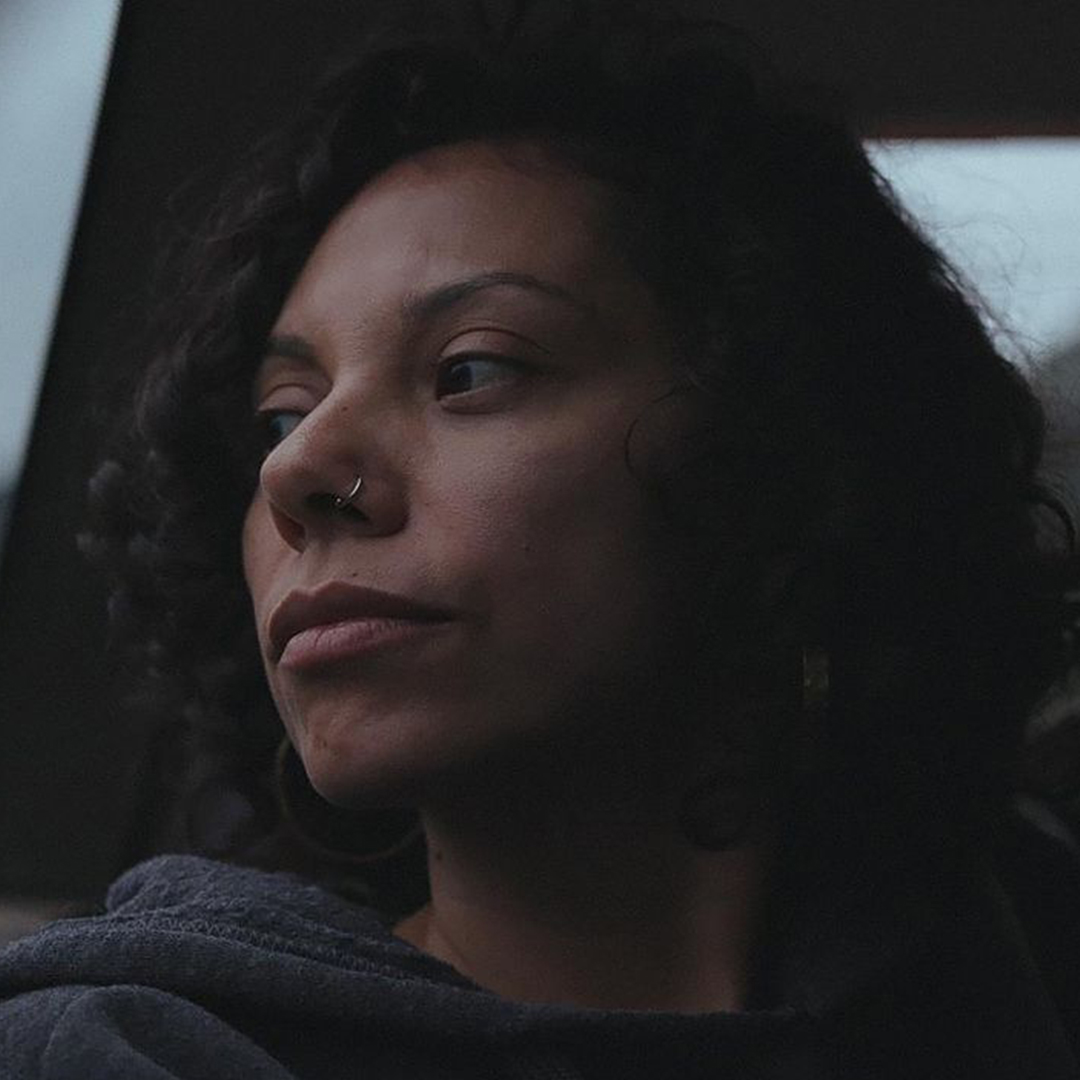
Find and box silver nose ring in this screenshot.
[332,475,363,510]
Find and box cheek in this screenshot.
[434,424,677,655]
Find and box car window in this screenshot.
[0,0,120,560]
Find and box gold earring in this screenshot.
[273,738,423,865]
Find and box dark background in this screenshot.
[2,0,1079,901]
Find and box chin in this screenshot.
[279,670,600,813]
[298,740,436,811]
[290,705,488,812]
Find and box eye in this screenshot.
[254,410,303,454]
[434,353,527,400]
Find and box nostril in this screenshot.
[307,492,337,513]
[306,492,370,522]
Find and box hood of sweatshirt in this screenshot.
[0,849,1074,1080]
[0,855,818,1079]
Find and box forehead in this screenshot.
[274,140,648,332]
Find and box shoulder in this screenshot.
[0,854,397,991]
[0,983,296,1079]
[2,853,385,967]
[101,852,375,931]
[0,854,409,1078]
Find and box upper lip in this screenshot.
[267,582,456,661]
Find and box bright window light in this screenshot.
[869,139,1080,368]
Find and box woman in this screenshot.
[1,4,1077,1077]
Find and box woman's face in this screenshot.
[242,140,707,810]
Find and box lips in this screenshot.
[267,582,456,664]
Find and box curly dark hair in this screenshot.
[82,1,1076,902]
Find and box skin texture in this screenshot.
[242,141,769,1011]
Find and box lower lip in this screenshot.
[278,617,451,672]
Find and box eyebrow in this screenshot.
[260,271,593,365]
[401,271,595,323]
[261,333,316,364]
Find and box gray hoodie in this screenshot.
[0,848,1075,1079]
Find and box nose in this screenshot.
[256,395,409,552]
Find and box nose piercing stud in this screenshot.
[332,475,364,510]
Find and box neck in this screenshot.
[395,771,773,1013]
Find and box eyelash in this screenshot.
[433,351,528,400]
[253,410,303,456]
